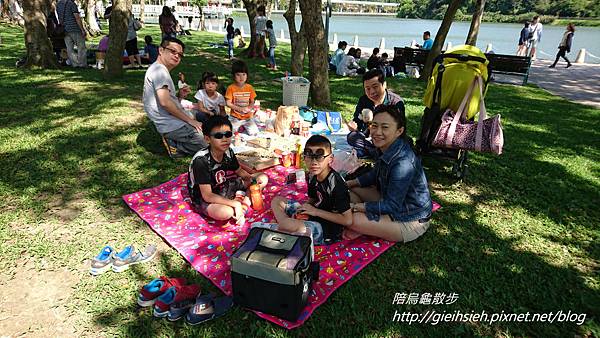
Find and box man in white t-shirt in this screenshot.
[528,15,543,60]
[142,37,206,157]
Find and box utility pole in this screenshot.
[325,0,331,44]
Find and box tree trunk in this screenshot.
[465,0,485,46]
[139,0,145,21]
[84,0,101,36]
[197,7,204,31]
[22,0,57,68]
[1,0,10,19]
[298,0,330,107]
[7,0,25,25]
[241,0,269,57]
[283,0,306,75]
[422,0,462,81]
[104,0,129,78]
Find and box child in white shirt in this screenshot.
[194,71,226,123]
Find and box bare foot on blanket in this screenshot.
[342,229,362,241]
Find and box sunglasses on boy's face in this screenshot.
[303,150,331,162]
[210,131,233,139]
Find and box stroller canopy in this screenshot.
[423,44,489,120]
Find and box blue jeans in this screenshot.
[284,200,324,245]
[227,38,234,58]
[347,131,378,159]
[268,47,276,67]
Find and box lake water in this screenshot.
[220,14,600,64]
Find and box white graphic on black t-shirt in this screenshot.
[215,170,226,185]
[316,191,323,207]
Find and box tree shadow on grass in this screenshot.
[1,24,598,337]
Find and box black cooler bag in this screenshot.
[231,227,318,321]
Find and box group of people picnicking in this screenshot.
[142,37,433,245]
[329,31,433,77]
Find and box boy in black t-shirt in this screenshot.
[187,116,268,224]
[270,135,352,244]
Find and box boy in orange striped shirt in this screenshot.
[225,60,259,135]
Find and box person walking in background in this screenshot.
[549,23,575,68]
[225,17,235,59]
[126,13,143,68]
[416,31,433,50]
[265,20,277,70]
[516,21,530,56]
[57,0,87,68]
[253,5,268,59]
[528,16,543,60]
[159,6,177,39]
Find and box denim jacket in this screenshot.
[357,137,432,222]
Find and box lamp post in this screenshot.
[325,0,332,46]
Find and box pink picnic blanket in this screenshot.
[123,166,440,329]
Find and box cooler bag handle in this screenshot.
[257,229,299,254]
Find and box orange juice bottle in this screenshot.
[249,179,264,211]
[295,143,302,168]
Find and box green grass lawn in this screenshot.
[0,23,599,337]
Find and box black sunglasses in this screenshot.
[210,131,233,139]
[302,153,331,162]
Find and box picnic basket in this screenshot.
[282,76,310,106]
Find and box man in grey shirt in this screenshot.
[143,37,206,156]
[57,0,87,67]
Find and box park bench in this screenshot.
[391,47,532,85]
[391,47,430,73]
[484,53,532,85]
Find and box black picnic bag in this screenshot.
[231,227,319,321]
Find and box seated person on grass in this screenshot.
[142,35,159,64]
[187,115,268,224]
[268,135,352,245]
[194,71,226,123]
[142,37,206,156]
[347,68,404,159]
[225,60,259,136]
[344,105,432,243]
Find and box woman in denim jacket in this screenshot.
[344,104,432,242]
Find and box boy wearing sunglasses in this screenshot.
[269,135,352,245]
[187,116,268,224]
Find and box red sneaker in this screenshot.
[153,284,202,317]
[137,276,187,307]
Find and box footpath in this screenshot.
[528,59,600,109]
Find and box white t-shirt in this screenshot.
[142,63,187,134]
[194,89,225,115]
[531,22,543,42]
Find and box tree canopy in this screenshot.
[395,0,600,19]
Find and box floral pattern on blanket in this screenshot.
[123,165,439,329]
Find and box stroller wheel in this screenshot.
[452,151,469,179]
[452,162,468,179]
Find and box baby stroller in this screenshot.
[416,45,490,178]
